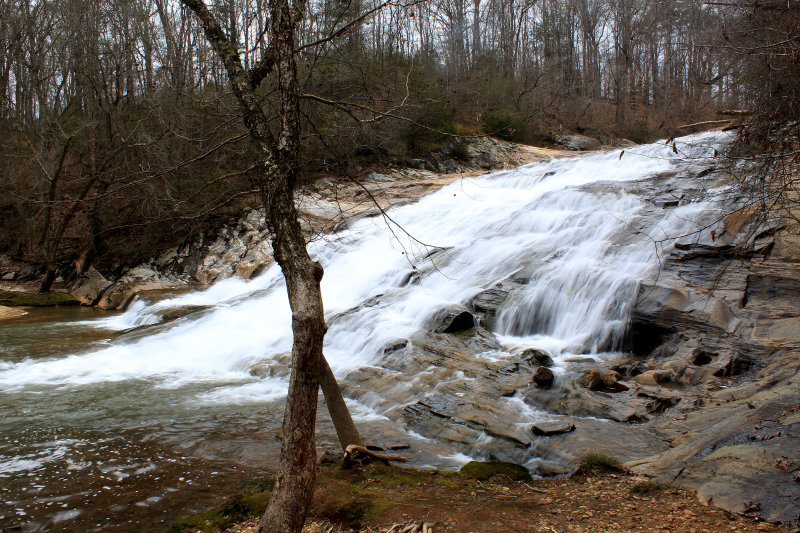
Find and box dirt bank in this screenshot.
[166,463,789,533]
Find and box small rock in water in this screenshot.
[520,348,554,367]
[534,366,554,388]
[580,368,625,391]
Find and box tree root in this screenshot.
[342,444,408,468]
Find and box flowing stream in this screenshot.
[0,132,731,531]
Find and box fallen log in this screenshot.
[676,119,736,130]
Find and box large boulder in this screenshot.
[427,304,477,333]
[70,267,112,306]
[554,134,602,151]
[97,266,175,310]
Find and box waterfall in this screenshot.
[0,132,732,528]
[0,131,727,393]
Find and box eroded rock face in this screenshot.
[97,266,175,310]
[155,209,274,286]
[621,204,800,523]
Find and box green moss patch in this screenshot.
[0,291,78,307]
[163,481,270,533]
[458,460,532,482]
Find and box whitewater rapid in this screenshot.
[0,131,728,398]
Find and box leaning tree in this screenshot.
[179,0,364,531]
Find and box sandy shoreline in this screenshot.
[0,305,26,320]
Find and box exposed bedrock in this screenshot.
[624,204,800,523]
[336,200,800,524]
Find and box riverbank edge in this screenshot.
[164,461,787,533]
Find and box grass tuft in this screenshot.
[574,453,623,475]
[630,480,666,494]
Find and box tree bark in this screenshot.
[319,355,363,449]
[180,1,355,531]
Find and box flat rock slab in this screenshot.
[531,422,576,436]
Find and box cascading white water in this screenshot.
[0,131,727,392]
[0,131,733,529]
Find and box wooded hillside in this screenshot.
[1,0,797,278]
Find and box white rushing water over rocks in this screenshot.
[0,131,727,389]
[0,131,733,530]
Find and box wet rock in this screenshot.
[1,272,15,281]
[533,367,554,388]
[520,348,554,367]
[531,421,576,437]
[158,305,212,323]
[382,340,408,354]
[70,267,113,306]
[563,356,597,364]
[428,305,477,333]
[580,369,625,391]
[97,267,175,310]
[467,287,509,326]
[402,392,532,447]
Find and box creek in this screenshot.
[0,131,731,532]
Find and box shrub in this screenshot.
[404,101,457,154]
[483,112,524,142]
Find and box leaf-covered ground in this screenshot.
[167,462,787,533]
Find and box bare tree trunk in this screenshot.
[179,1,358,531]
[320,355,363,449]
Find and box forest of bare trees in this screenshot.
[0,0,797,286]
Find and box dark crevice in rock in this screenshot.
[692,348,714,366]
[628,320,672,356]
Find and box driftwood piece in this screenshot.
[676,119,736,130]
[342,444,408,468]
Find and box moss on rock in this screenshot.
[458,460,532,482]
